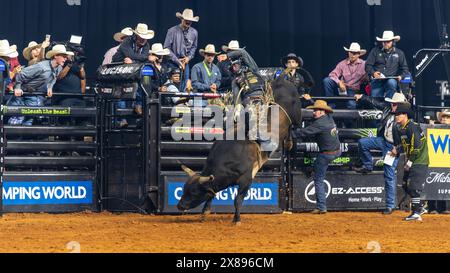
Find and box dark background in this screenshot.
[1,0,450,106]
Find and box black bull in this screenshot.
[177,78,302,224]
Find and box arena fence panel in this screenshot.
[1,90,99,213]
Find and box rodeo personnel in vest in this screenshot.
[392,103,429,221]
[297,100,341,214]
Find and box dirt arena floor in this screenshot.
[1,211,450,253]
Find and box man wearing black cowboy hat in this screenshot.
[279,53,315,96]
[392,103,429,221]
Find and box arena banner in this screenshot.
[2,172,97,213]
[422,168,450,200]
[291,171,386,211]
[2,181,93,206]
[427,128,450,168]
[160,173,283,214]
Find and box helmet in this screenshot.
[230,58,242,75]
[168,68,181,76]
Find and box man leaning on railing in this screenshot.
[8,44,73,126]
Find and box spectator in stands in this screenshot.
[297,100,341,214]
[103,27,133,127]
[191,44,221,93]
[365,31,409,99]
[0,40,21,97]
[218,40,242,92]
[437,109,450,125]
[102,27,133,65]
[323,43,367,110]
[112,23,154,64]
[112,23,155,115]
[161,67,183,105]
[23,38,51,66]
[164,8,199,92]
[354,92,409,215]
[279,53,314,96]
[148,43,176,92]
[8,44,72,126]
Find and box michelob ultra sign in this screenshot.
[428,129,450,168]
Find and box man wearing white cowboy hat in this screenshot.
[148,43,176,92]
[354,92,410,215]
[112,23,155,115]
[0,39,19,60]
[297,100,342,214]
[0,39,21,93]
[217,40,243,92]
[7,44,73,126]
[437,109,450,125]
[365,30,410,99]
[112,23,154,64]
[191,44,222,93]
[164,8,199,92]
[324,42,368,112]
[102,27,133,65]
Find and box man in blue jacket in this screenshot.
[191,44,221,93]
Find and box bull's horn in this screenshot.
[199,175,215,184]
[181,165,196,177]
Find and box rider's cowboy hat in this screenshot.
[307,100,334,113]
[45,44,74,59]
[0,40,19,58]
[281,53,304,67]
[376,31,401,42]
[132,23,155,40]
[343,42,367,56]
[176,9,199,22]
[113,27,133,42]
[199,44,220,57]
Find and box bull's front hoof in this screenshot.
[233,221,242,226]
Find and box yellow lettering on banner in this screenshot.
[175,107,191,114]
[19,108,71,116]
[427,129,450,168]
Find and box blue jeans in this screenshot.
[358,137,399,209]
[323,77,357,109]
[314,151,342,211]
[370,79,398,99]
[180,64,190,92]
[7,95,45,125]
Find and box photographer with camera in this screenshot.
[52,39,88,130]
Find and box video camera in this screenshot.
[50,35,86,64]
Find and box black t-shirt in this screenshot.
[53,63,82,94]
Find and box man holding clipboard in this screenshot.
[365,31,410,99]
